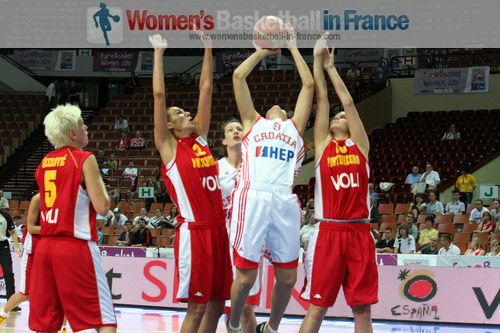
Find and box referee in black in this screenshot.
[0,208,21,304]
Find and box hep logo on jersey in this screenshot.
[256,146,295,162]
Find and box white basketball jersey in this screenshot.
[218,157,239,209]
[239,117,304,187]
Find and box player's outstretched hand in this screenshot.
[149,34,168,52]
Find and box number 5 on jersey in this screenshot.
[43,170,59,224]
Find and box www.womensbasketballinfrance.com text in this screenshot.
[188,32,341,41]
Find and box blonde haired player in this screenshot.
[299,34,378,333]
[150,32,232,333]
[28,104,116,333]
[0,194,68,332]
[229,23,314,333]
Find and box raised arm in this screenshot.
[233,49,270,134]
[27,193,41,235]
[286,25,314,135]
[149,34,175,163]
[325,52,370,158]
[193,31,213,138]
[312,33,333,157]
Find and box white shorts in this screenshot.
[230,183,301,269]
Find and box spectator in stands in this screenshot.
[300,209,318,251]
[164,205,178,228]
[397,213,418,240]
[96,149,107,167]
[417,236,439,255]
[130,218,152,247]
[0,190,9,210]
[97,226,104,245]
[464,237,485,256]
[124,72,138,94]
[405,166,422,185]
[115,220,133,246]
[148,208,167,229]
[114,115,130,133]
[370,196,380,223]
[441,124,460,141]
[420,163,440,190]
[109,207,128,227]
[346,62,361,102]
[58,79,71,104]
[438,234,461,255]
[68,80,80,106]
[455,166,477,204]
[107,154,118,172]
[445,189,466,215]
[130,131,146,149]
[136,175,153,189]
[122,161,138,184]
[469,199,490,224]
[486,240,500,256]
[394,225,416,254]
[46,79,58,108]
[116,132,131,150]
[425,190,444,216]
[418,216,438,248]
[368,183,379,204]
[133,208,150,226]
[409,193,427,217]
[376,227,395,253]
[372,58,391,90]
[490,199,500,222]
[476,211,496,234]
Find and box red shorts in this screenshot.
[301,222,378,307]
[19,251,33,296]
[29,238,117,332]
[174,221,232,304]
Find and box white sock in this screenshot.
[0,309,8,318]
[228,322,241,332]
[266,321,278,333]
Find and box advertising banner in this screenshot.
[414,66,490,94]
[2,256,498,324]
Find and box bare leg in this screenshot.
[241,304,256,333]
[199,300,225,333]
[299,304,328,333]
[181,301,207,333]
[3,293,28,313]
[267,267,297,330]
[229,268,258,329]
[352,304,372,333]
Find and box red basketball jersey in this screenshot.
[161,134,225,225]
[315,139,370,221]
[35,146,98,242]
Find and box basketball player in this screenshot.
[206,120,260,333]
[228,24,314,333]
[0,194,69,332]
[28,104,117,333]
[0,194,39,325]
[299,34,378,333]
[150,33,232,333]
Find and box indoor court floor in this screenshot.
[1,302,498,333]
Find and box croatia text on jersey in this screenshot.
[256,145,295,162]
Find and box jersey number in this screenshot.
[44,170,57,208]
[192,144,207,157]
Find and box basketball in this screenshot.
[252,16,286,50]
[112,15,120,22]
